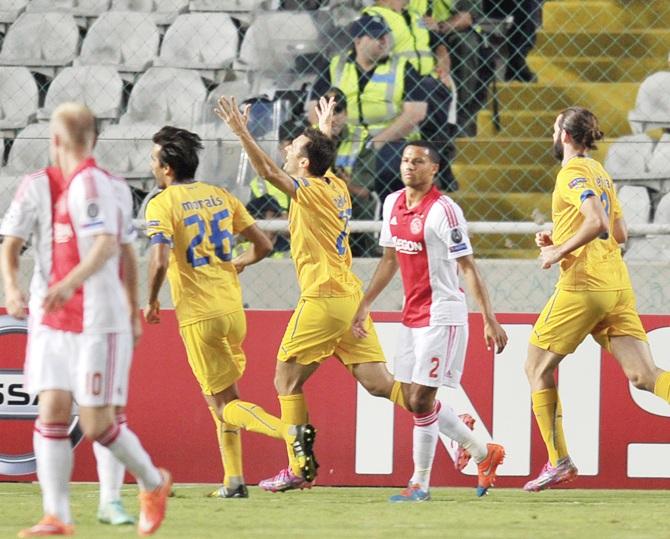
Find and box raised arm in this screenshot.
[215,96,297,199]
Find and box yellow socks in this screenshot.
[531,388,569,467]
[653,371,670,402]
[208,408,243,487]
[390,381,408,410]
[279,394,308,477]
[222,399,286,440]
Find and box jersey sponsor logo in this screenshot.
[449,243,468,253]
[568,177,587,189]
[451,227,463,243]
[333,194,347,209]
[393,236,423,254]
[180,196,224,212]
[53,222,74,243]
[410,216,423,235]
[147,220,160,227]
[86,202,99,218]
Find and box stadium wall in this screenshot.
[2,310,670,489]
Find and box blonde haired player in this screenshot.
[524,106,670,491]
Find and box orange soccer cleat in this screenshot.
[476,443,506,497]
[18,515,74,537]
[138,468,172,537]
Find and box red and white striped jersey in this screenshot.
[40,158,135,333]
[379,186,473,327]
[0,167,62,315]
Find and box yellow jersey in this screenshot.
[552,157,632,291]
[145,181,255,326]
[289,173,362,297]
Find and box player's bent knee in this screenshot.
[408,393,433,414]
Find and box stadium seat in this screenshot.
[201,78,252,124]
[77,11,159,82]
[3,123,50,175]
[195,122,244,187]
[120,67,208,128]
[628,71,670,133]
[617,185,651,225]
[654,191,670,225]
[189,0,265,16]
[0,0,28,32]
[237,12,323,76]
[0,66,38,134]
[111,0,188,27]
[154,13,239,83]
[647,133,670,176]
[0,173,21,220]
[26,0,110,23]
[37,66,123,125]
[604,134,655,179]
[94,123,159,180]
[0,13,79,77]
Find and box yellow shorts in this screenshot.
[530,288,647,355]
[278,295,385,366]
[179,311,247,395]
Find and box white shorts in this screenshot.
[26,323,132,407]
[393,323,468,388]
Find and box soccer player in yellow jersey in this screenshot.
[144,127,318,498]
[215,95,418,491]
[524,107,670,492]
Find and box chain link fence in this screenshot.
[0,0,669,311]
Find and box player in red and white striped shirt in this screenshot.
[353,141,508,501]
[8,103,170,537]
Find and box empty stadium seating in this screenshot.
[604,134,655,179]
[3,122,50,175]
[0,0,28,32]
[76,11,159,81]
[0,66,38,134]
[37,66,123,125]
[628,71,670,133]
[111,0,188,26]
[0,12,79,77]
[120,67,207,128]
[94,122,159,180]
[617,185,651,225]
[154,13,238,82]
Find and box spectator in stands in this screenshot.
[244,194,291,258]
[306,14,428,201]
[414,0,490,136]
[484,0,542,82]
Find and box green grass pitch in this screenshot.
[1,483,667,538]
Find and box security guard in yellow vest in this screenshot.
[307,14,427,200]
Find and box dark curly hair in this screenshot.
[299,127,337,177]
[152,126,204,181]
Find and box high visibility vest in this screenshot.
[334,125,367,174]
[330,53,406,139]
[362,4,434,76]
[249,176,290,212]
[409,0,453,23]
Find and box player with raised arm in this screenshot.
[143,126,316,497]
[1,161,139,527]
[352,141,508,501]
[524,107,670,492]
[10,103,170,537]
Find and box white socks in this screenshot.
[438,402,487,463]
[93,413,128,505]
[34,422,72,524]
[410,402,441,491]
[97,423,162,492]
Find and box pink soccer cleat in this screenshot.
[524,457,578,492]
[258,467,314,493]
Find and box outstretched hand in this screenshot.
[214,96,250,137]
[315,95,336,138]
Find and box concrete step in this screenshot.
[476,109,630,140]
[534,30,670,59]
[452,163,558,192]
[474,247,539,259]
[528,55,668,83]
[489,82,638,114]
[449,192,552,222]
[454,138,556,166]
[540,1,669,33]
